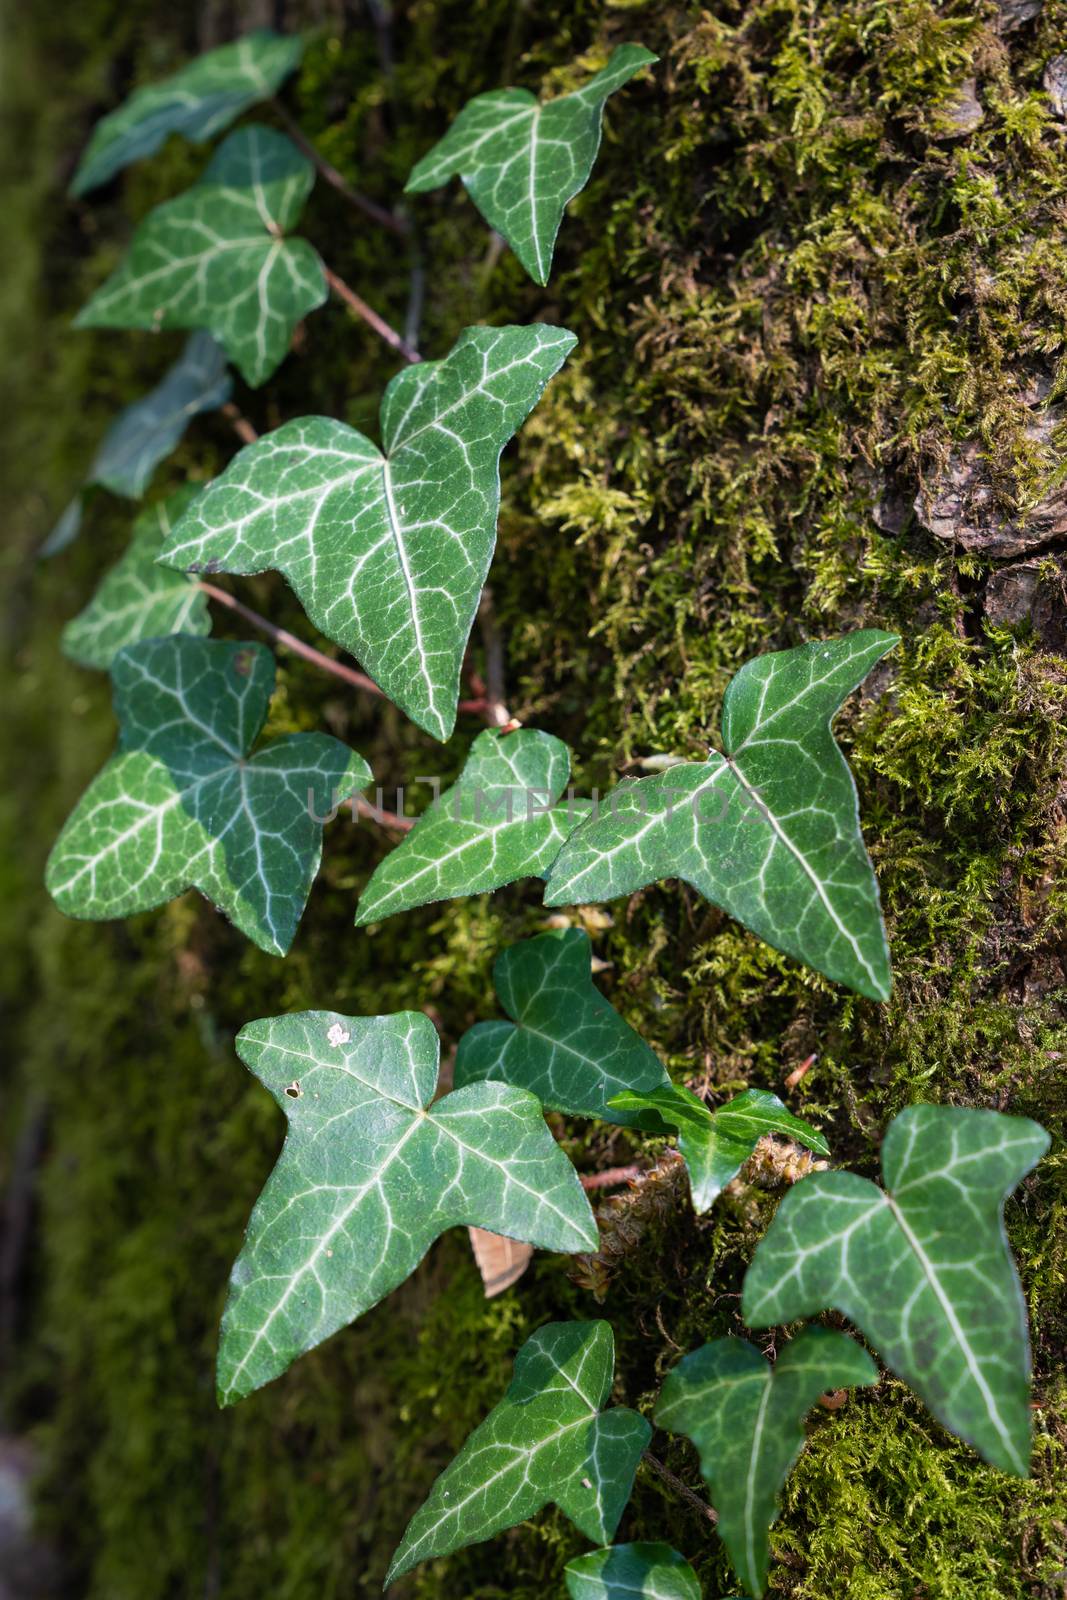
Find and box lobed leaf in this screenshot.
[45,635,368,955]
[546,633,899,999]
[70,29,305,196]
[655,1329,877,1596]
[74,126,326,386]
[217,1015,598,1403]
[608,1086,829,1213]
[406,44,657,284]
[454,927,670,1121]
[565,1543,704,1599]
[160,323,576,737]
[387,1321,649,1582]
[742,1104,1050,1476]
[61,489,211,669]
[355,728,588,924]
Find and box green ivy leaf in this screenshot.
[742,1105,1050,1476]
[45,635,367,955]
[405,44,657,284]
[217,1015,597,1403]
[387,1321,650,1582]
[655,1329,877,1597]
[90,332,232,498]
[454,927,669,1121]
[70,29,305,196]
[160,324,576,738]
[74,126,326,386]
[61,489,211,669]
[546,633,898,1000]
[354,728,587,925]
[608,1086,829,1213]
[565,1544,704,1600]
[41,334,231,557]
[40,497,85,559]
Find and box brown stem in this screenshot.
[198,582,513,736]
[221,402,258,445]
[197,581,384,697]
[355,795,415,833]
[580,1164,642,1191]
[643,1452,718,1524]
[270,98,406,235]
[324,266,421,364]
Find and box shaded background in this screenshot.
[2,0,1066,1595]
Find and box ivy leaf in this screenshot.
[61,489,211,669]
[655,1329,877,1597]
[742,1105,1051,1476]
[217,1015,597,1403]
[405,44,657,284]
[45,635,368,956]
[70,29,305,196]
[546,633,898,1000]
[160,324,576,738]
[387,1320,650,1582]
[40,497,85,559]
[90,332,232,498]
[608,1086,829,1213]
[354,728,587,925]
[565,1544,704,1600]
[454,927,669,1120]
[74,126,326,386]
[41,334,230,558]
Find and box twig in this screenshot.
[197,581,384,696]
[355,794,415,833]
[324,266,421,364]
[199,582,515,733]
[580,1164,642,1191]
[221,402,258,445]
[643,1451,718,1524]
[270,97,406,235]
[784,1052,817,1090]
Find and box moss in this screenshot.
[2,0,1066,1596]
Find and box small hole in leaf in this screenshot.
[284,1081,301,1098]
[233,649,253,677]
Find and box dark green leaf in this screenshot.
[565,1543,703,1599]
[218,1016,597,1402]
[655,1329,877,1596]
[743,1105,1050,1475]
[546,633,898,999]
[46,635,367,955]
[61,489,211,669]
[355,729,587,924]
[387,1321,649,1581]
[74,127,326,386]
[91,332,232,499]
[160,324,576,737]
[406,45,657,284]
[70,29,305,196]
[454,927,669,1121]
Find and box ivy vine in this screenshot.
[46,27,1050,1600]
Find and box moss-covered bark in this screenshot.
[2,1,1066,1595]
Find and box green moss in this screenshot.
[2,0,1066,1596]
